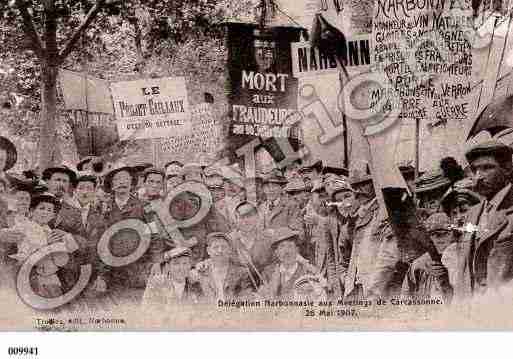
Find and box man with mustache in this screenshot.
[450,141,513,299]
[42,165,90,294]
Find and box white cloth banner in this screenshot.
[110,77,191,141]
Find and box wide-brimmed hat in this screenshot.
[267,227,300,249]
[0,136,17,171]
[414,169,451,194]
[42,165,78,185]
[298,160,323,174]
[284,177,307,193]
[294,274,326,289]
[76,156,104,174]
[7,173,47,194]
[133,162,154,174]
[234,201,258,217]
[103,162,135,193]
[30,192,61,210]
[262,169,288,185]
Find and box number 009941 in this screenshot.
[7,347,38,356]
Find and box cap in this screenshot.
[30,192,60,210]
[328,177,354,198]
[76,171,98,186]
[133,162,154,173]
[143,167,165,180]
[267,227,300,248]
[440,178,481,214]
[284,177,307,193]
[235,201,258,217]
[465,140,513,165]
[294,274,326,289]
[414,169,451,194]
[425,212,451,232]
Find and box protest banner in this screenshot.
[225,22,302,162]
[110,77,191,141]
[159,103,226,164]
[370,0,475,171]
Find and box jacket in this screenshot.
[455,183,513,299]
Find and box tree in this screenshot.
[0,0,253,169]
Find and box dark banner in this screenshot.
[225,23,303,162]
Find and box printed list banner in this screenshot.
[111,77,191,141]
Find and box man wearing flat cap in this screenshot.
[164,161,184,194]
[259,227,316,300]
[450,140,513,299]
[258,170,298,230]
[142,247,203,307]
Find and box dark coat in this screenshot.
[196,259,254,302]
[455,184,513,299]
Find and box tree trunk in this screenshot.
[38,61,61,170]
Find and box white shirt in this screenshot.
[279,262,299,284]
[114,195,130,210]
[172,279,186,300]
[211,264,229,301]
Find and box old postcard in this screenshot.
[1,0,513,331]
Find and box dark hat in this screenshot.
[414,169,451,194]
[7,173,48,194]
[328,177,354,198]
[164,160,184,170]
[465,140,513,165]
[467,94,513,139]
[30,192,61,210]
[440,178,481,214]
[0,136,17,171]
[298,160,323,174]
[268,227,301,249]
[311,178,325,193]
[76,171,98,186]
[398,163,416,180]
[42,165,77,185]
[133,162,154,174]
[103,162,135,193]
[424,212,451,233]
[322,166,349,177]
[142,167,165,180]
[349,169,373,187]
[262,169,288,185]
[294,274,326,289]
[284,177,308,193]
[235,201,258,217]
[76,156,104,174]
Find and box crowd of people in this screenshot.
[0,133,512,311]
